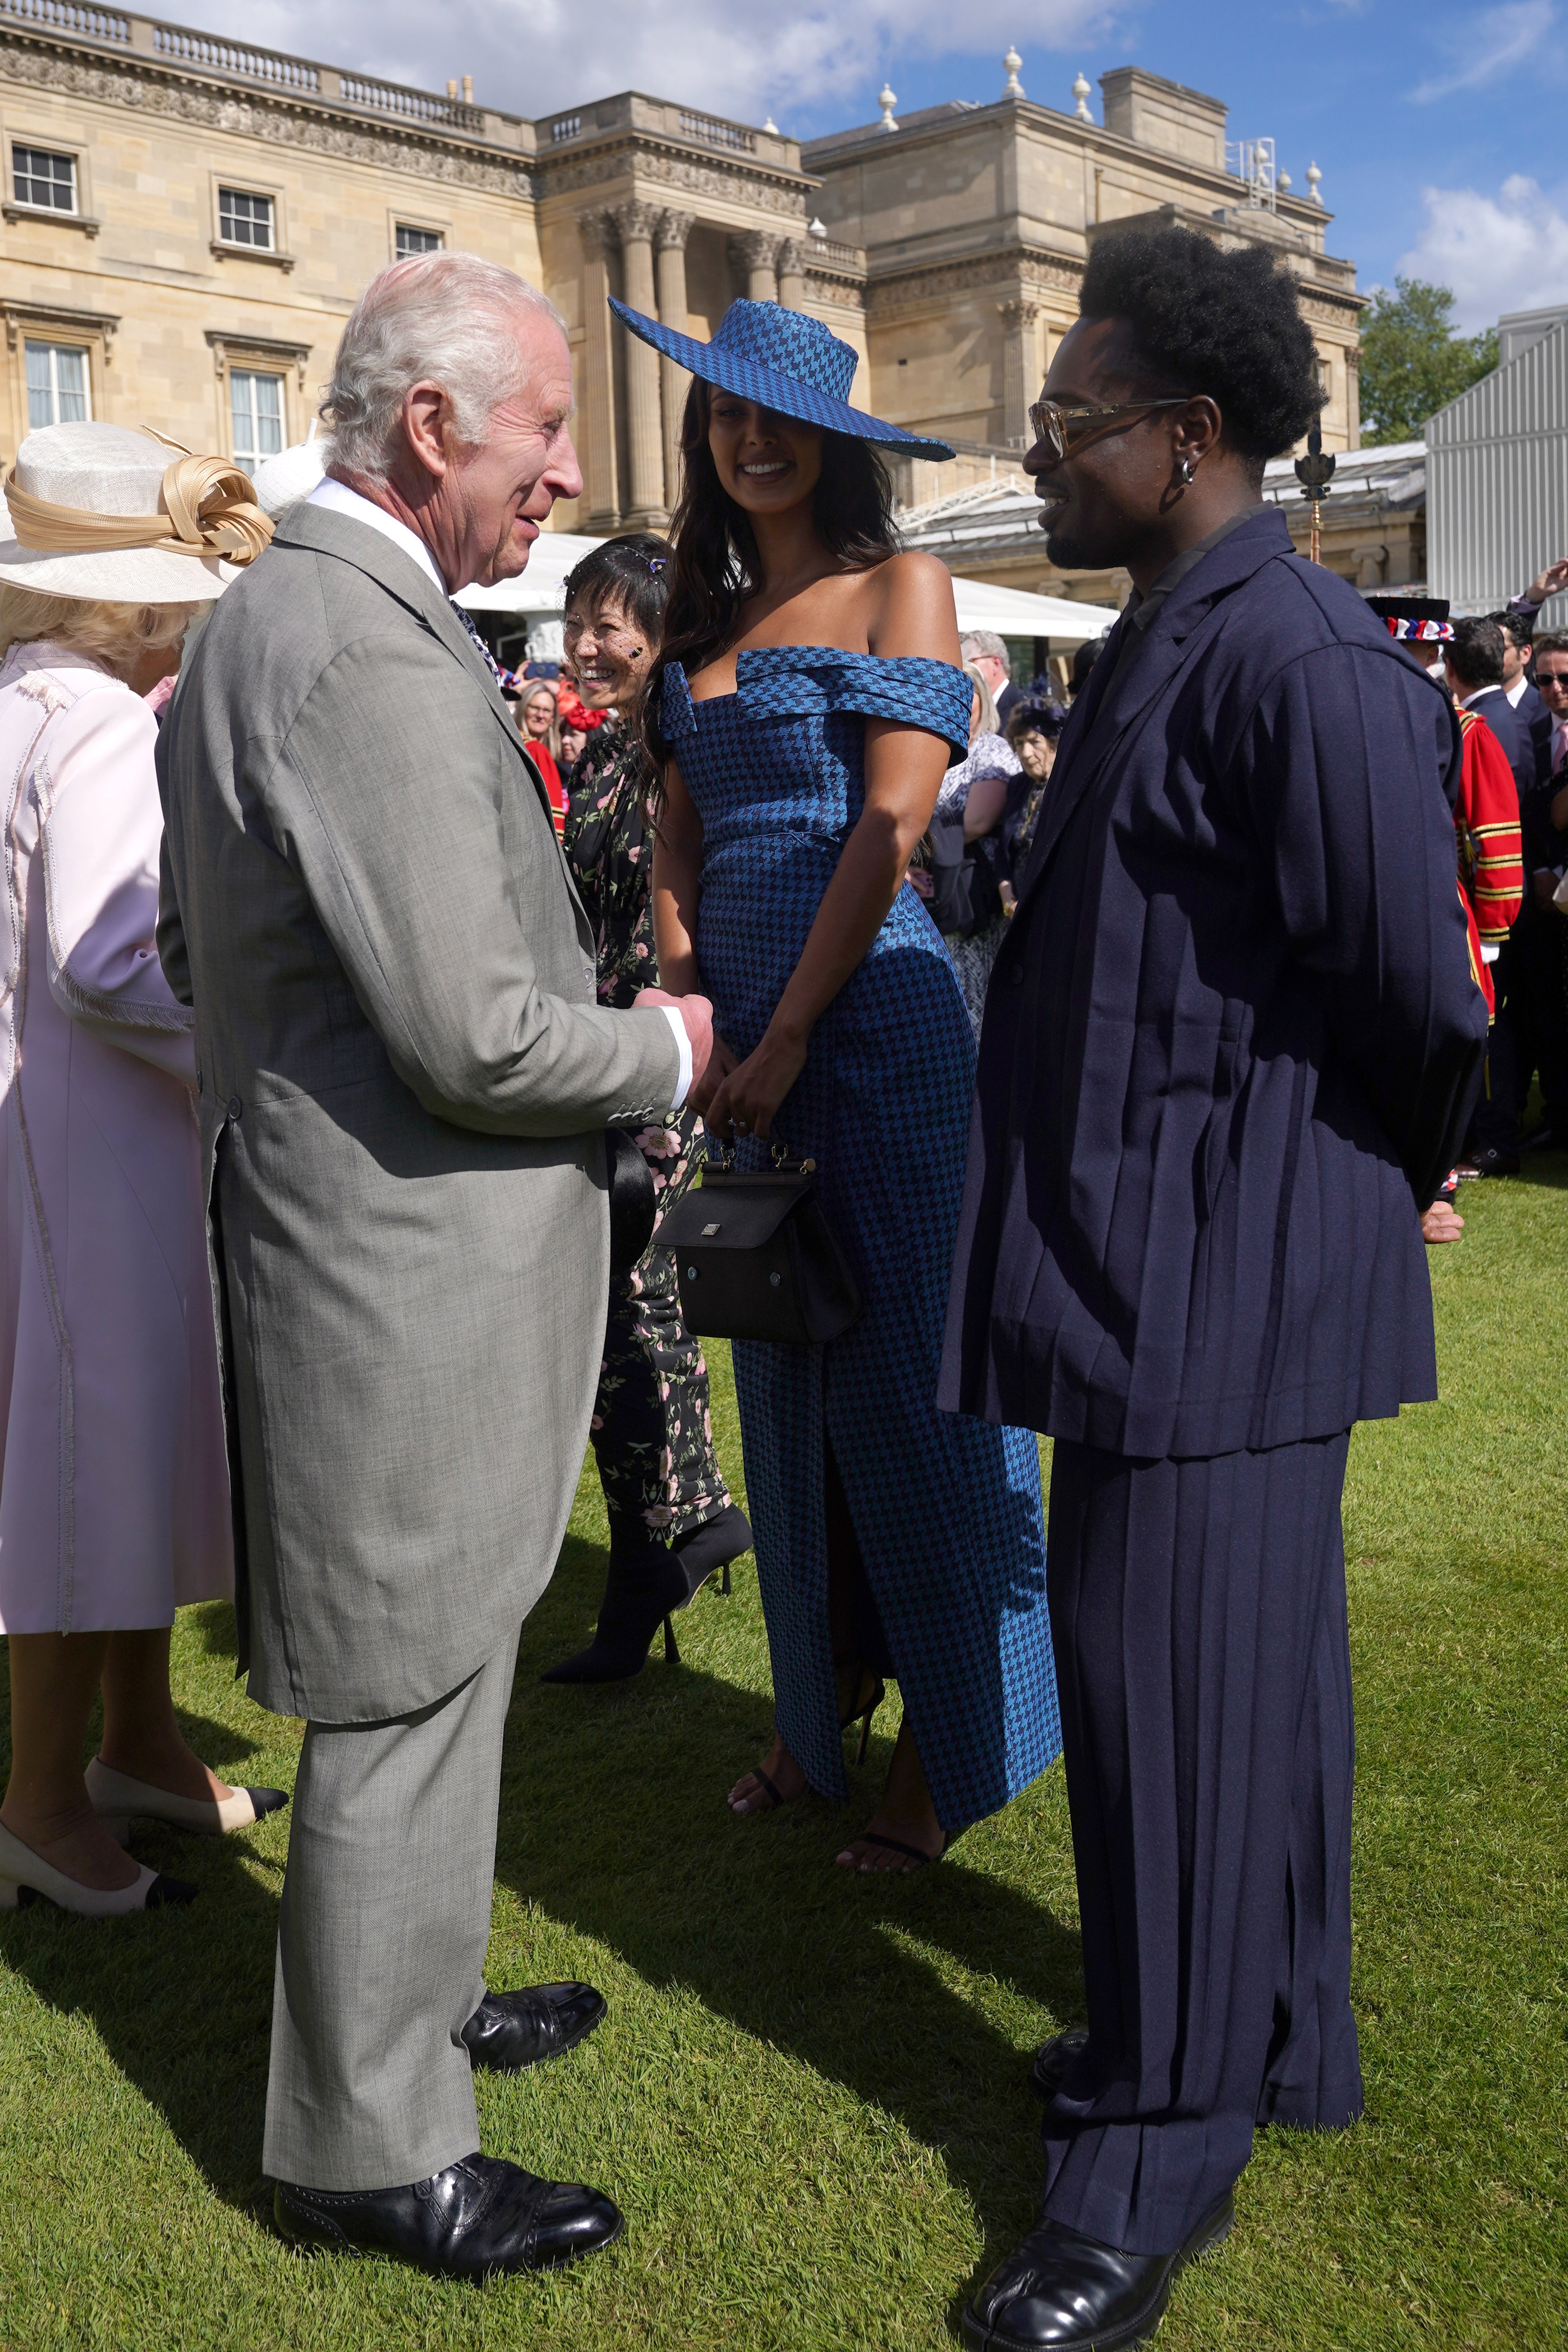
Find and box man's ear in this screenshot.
[401,382,450,481]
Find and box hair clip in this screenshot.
[648,556,668,573]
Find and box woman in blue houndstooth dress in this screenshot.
[618,294,1060,1871]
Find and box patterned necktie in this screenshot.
[451,599,505,687]
[1556,720,1568,776]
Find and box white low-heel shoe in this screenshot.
[0,1820,197,1914]
[84,1757,289,1839]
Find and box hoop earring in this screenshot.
[1176,456,1196,486]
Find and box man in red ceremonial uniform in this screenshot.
[1370,596,1521,1236]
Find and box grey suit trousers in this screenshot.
[262,1629,521,2190]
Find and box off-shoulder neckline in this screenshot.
[678,645,963,709]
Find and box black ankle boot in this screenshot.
[670,1503,752,1599]
[540,1544,684,1684]
[540,1505,752,1686]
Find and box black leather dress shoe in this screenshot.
[273,2152,622,2279]
[460,1981,606,2072]
[1455,1147,1521,1179]
[961,2191,1233,2350]
[1029,2027,1090,2102]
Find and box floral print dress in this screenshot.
[563,719,733,1544]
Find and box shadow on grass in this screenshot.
[0,1537,1076,2267]
[501,1534,1080,2257]
[1512,1144,1568,1191]
[0,1620,282,2225]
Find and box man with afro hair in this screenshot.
[944,224,1488,2352]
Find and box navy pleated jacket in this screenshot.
[939,508,1489,1460]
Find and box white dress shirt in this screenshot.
[303,475,691,1107]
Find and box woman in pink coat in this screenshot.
[0,422,285,1916]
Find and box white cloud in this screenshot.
[1398,174,1568,328]
[191,0,1114,128]
[1408,0,1554,102]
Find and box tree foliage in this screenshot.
[1358,276,1499,445]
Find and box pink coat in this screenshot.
[0,642,232,1633]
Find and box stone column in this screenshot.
[775,238,806,309]
[998,297,1042,446]
[731,230,781,304]
[655,210,694,514]
[578,210,620,529]
[612,199,666,527]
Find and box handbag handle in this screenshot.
[707,1134,817,1176]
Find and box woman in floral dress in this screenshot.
[541,535,751,1683]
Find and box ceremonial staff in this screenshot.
[1294,420,1335,565]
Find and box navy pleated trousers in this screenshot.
[1039,1433,1364,2256]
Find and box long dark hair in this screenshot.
[642,378,901,778]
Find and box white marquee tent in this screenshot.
[456,537,1115,645]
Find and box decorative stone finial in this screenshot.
[1004,46,1025,98]
[1072,71,1092,121]
[1278,169,1293,193]
[1305,160,1323,205]
[763,115,779,134]
[808,216,828,239]
[878,83,899,132]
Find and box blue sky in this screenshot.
[209,0,1568,327]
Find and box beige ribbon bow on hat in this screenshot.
[3,429,274,567]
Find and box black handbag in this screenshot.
[926,804,1003,939]
[658,1146,863,1346]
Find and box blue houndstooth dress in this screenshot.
[663,648,1060,1829]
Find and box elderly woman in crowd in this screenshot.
[998,699,1067,908]
[0,421,285,1918]
[514,676,566,834]
[542,532,750,1683]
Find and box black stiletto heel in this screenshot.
[835,1655,886,1763]
[541,1504,752,1684]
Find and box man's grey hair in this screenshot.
[322,251,564,481]
[960,629,1009,664]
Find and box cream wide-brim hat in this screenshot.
[0,423,266,601]
[250,429,327,521]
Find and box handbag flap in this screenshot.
[659,1171,810,1252]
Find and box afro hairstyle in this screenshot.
[1077,225,1323,472]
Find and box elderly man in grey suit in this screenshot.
[158,252,712,2282]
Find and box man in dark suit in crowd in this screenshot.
[1492,608,1552,780]
[943,225,1487,2352]
[1447,616,1536,812]
[1447,618,1537,1177]
[961,628,1024,728]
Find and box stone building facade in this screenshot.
[0,7,1364,553]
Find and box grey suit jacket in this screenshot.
[157,502,679,1721]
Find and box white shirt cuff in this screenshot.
[661,1004,691,1109]
[1481,943,1501,964]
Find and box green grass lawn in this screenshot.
[2,1159,1565,2351]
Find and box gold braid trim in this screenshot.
[4,436,273,568]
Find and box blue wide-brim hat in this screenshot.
[609,296,955,461]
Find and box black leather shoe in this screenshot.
[273,2152,622,2279]
[460,1981,606,2072]
[1455,1147,1521,1178]
[961,2191,1233,2350]
[1028,2027,1089,2102]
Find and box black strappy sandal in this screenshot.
[843,1828,952,1874]
[731,1657,886,1817]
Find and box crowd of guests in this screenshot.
[0,225,1510,2351]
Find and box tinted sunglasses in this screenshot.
[1027,395,1189,461]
